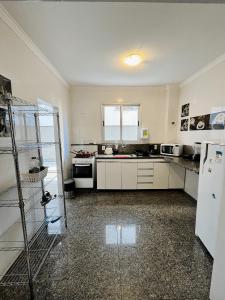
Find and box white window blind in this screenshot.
[102,105,139,142]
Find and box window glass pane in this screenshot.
[104,106,120,125]
[122,106,139,126]
[122,126,138,141]
[104,126,120,141]
[103,105,139,141]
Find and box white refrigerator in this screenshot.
[195,141,225,258]
[210,193,225,300]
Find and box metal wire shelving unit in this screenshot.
[0,90,67,299]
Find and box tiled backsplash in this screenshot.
[97,143,161,155]
[71,143,195,156]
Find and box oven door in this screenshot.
[161,145,174,155]
[73,163,92,178]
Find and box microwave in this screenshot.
[160,144,183,156]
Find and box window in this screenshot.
[102,105,140,142]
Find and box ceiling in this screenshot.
[2,1,225,86]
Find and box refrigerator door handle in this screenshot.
[202,143,209,173]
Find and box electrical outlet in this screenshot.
[102,145,106,151]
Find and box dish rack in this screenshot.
[0,75,67,299]
[21,167,48,182]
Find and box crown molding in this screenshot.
[180,52,225,88]
[0,3,69,88]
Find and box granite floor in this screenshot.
[1,190,213,300]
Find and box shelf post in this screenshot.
[6,97,34,300]
[56,112,67,228]
[34,113,47,220]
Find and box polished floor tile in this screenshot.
[0,190,212,299]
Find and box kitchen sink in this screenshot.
[96,154,136,158]
[96,154,165,160]
[113,154,136,158]
[149,155,163,159]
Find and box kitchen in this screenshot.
[0,1,225,299]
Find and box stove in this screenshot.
[72,157,95,188]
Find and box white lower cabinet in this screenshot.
[121,162,137,189]
[169,163,185,189]
[97,161,106,189]
[105,161,122,189]
[153,163,170,189]
[184,169,199,200]
[97,159,185,190]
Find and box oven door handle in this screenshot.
[75,164,91,167]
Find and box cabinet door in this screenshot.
[105,162,121,189]
[153,163,169,189]
[97,161,106,189]
[122,162,137,189]
[169,163,185,189]
[184,169,199,200]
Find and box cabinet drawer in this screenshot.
[137,182,154,189]
[137,162,154,169]
[137,169,154,176]
[137,176,154,183]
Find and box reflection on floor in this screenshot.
[1,190,213,299]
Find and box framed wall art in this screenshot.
[190,114,210,131]
[180,118,189,131]
[209,111,225,130]
[181,103,189,118]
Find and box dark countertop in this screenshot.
[95,154,163,160]
[95,154,200,174]
[162,156,200,174]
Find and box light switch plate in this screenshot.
[102,145,106,150]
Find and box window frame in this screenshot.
[101,104,140,143]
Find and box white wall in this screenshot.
[177,57,225,146]
[0,13,71,177]
[70,85,179,144]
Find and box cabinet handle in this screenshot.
[137,182,153,184]
[137,175,154,177]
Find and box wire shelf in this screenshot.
[0,212,64,251]
[0,95,52,114]
[0,142,59,155]
[0,173,61,207]
[0,223,61,286]
[0,208,64,247]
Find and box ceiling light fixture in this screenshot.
[124,53,143,66]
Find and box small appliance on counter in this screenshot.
[149,144,160,155]
[160,144,183,156]
[104,146,113,155]
[192,142,201,161]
